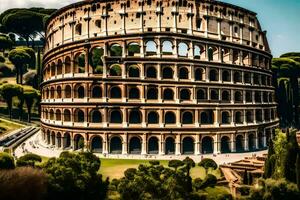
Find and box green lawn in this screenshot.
[0,118,24,137]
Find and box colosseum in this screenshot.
[41,0,279,156]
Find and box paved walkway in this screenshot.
[14,130,268,164]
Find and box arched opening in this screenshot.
[110,136,122,154]
[244,72,251,84]
[162,40,173,55]
[246,91,252,102]
[258,132,263,149]
[209,69,218,81]
[195,68,204,81]
[110,86,121,98]
[128,42,140,56]
[178,42,189,57]
[202,137,213,154]
[74,53,85,73]
[235,91,242,102]
[147,87,158,99]
[165,111,176,124]
[51,132,55,146]
[129,87,140,99]
[235,112,243,124]
[75,109,84,122]
[210,90,219,100]
[91,136,103,153]
[56,110,61,121]
[221,136,231,153]
[75,23,82,35]
[90,110,102,123]
[46,131,50,144]
[74,135,84,150]
[222,90,230,102]
[63,133,71,149]
[197,89,206,101]
[77,86,85,98]
[233,72,242,83]
[182,137,194,154]
[90,47,104,74]
[146,66,157,78]
[129,137,142,154]
[145,41,157,55]
[49,109,54,120]
[57,86,62,98]
[63,110,71,122]
[129,110,141,124]
[222,112,230,124]
[162,67,174,79]
[248,134,255,151]
[56,132,62,148]
[128,65,140,77]
[65,85,71,98]
[57,60,62,75]
[180,89,190,100]
[163,89,174,100]
[50,87,55,99]
[165,137,175,155]
[65,56,71,73]
[148,137,159,154]
[148,111,159,124]
[182,111,193,124]
[200,110,214,124]
[255,92,261,103]
[179,67,189,79]
[236,135,244,152]
[256,110,262,122]
[110,44,122,56]
[246,111,253,123]
[222,70,230,82]
[109,64,122,76]
[92,86,102,98]
[110,110,122,123]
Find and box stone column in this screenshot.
[195,134,201,155]
[142,133,147,155]
[159,134,165,155]
[175,134,181,155]
[122,108,128,127]
[244,132,249,151]
[122,133,128,155]
[103,133,108,154]
[231,134,236,152]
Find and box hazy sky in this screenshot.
[1,0,299,57]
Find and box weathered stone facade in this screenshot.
[41,0,278,155]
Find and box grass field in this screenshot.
[0,118,24,137]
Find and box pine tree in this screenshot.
[264,139,275,178]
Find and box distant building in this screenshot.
[41,0,278,156]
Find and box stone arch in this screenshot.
[248,133,255,151]
[246,91,252,102]
[221,136,231,153]
[56,132,62,148]
[145,40,157,54]
[51,131,56,146]
[56,109,61,121]
[200,110,214,124]
[221,111,230,124]
[50,62,55,76]
[90,109,102,123]
[182,111,193,124]
[180,89,191,100]
[74,53,85,73]
[63,109,71,122]
[50,87,55,99]
[182,137,194,154]
[128,87,140,99]
[90,136,103,153]
[148,111,159,124]
[109,64,122,76]
[147,87,158,100]
[178,42,189,57]
[64,56,71,73]
[128,65,140,77]
[110,110,122,123]
[110,136,122,154]
[163,88,174,100]
[57,86,62,98]
[234,91,243,102]
[165,111,176,124]
[179,67,189,79]
[210,89,219,100]
[57,59,63,75]
[46,130,51,144]
[235,111,243,124]
[129,110,142,124]
[194,44,205,59]
[197,88,207,101]
[49,109,54,120]
[208,46,218,61]
[75,85,85,98]
[110,43,123,56]
[110,86,122,98]
[195,67,205,81]
[202,136,214,154]
[91,85,102,98]
[75,23,82,35]
[244,72,251,83]
[162,40,173,55]
[148,137,159,154]
[258,132,264,149]
[63,132,71,149]
[246,111,253,123]
[65,85,72,98]
[222,70,230,82]
[90,46,104,74]
[74,109,85,122]
[209,69,218,81]
[146,66,157,78]
[236,135,244,152]
[129,136,142,154]
[128,42,140,56]
[233,71,242,83]
[162,66,174,79]
[222,90,230,101]
[165,137,175,154]
[74,134,84,150]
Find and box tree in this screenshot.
[8,48,30,84]
[16,153,42,167]
[23,86,39,122]
[198,158,218,174]
[43,151,109,200]
[0,83,23,119]
[168,159,184,172]
[296,153,300,189]
[0,152,15,169]
[183,157,196,193]
[264,139,276,178]
[0,34,13,52]
[16,46,36,69]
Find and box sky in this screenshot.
[0,0,299,57]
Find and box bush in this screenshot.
[0,152,15,169]
[110,64,122,76]
[199,158,218,173]
[0,55,5,63]
[16,153,42,167]
[199,174,217,189]
[149,160,160,166]
[0,63,13,77]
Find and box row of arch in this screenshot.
[42,108,276,125]
[42,84,274,103]
[43,131,270,154]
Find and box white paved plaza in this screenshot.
[14,130,267,164]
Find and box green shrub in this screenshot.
[110,64,122,76]
[0,63,13,77]
[0,152,15,169]
[16,153,42,167]
[199,174,217,189]
[0,55,5,63]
